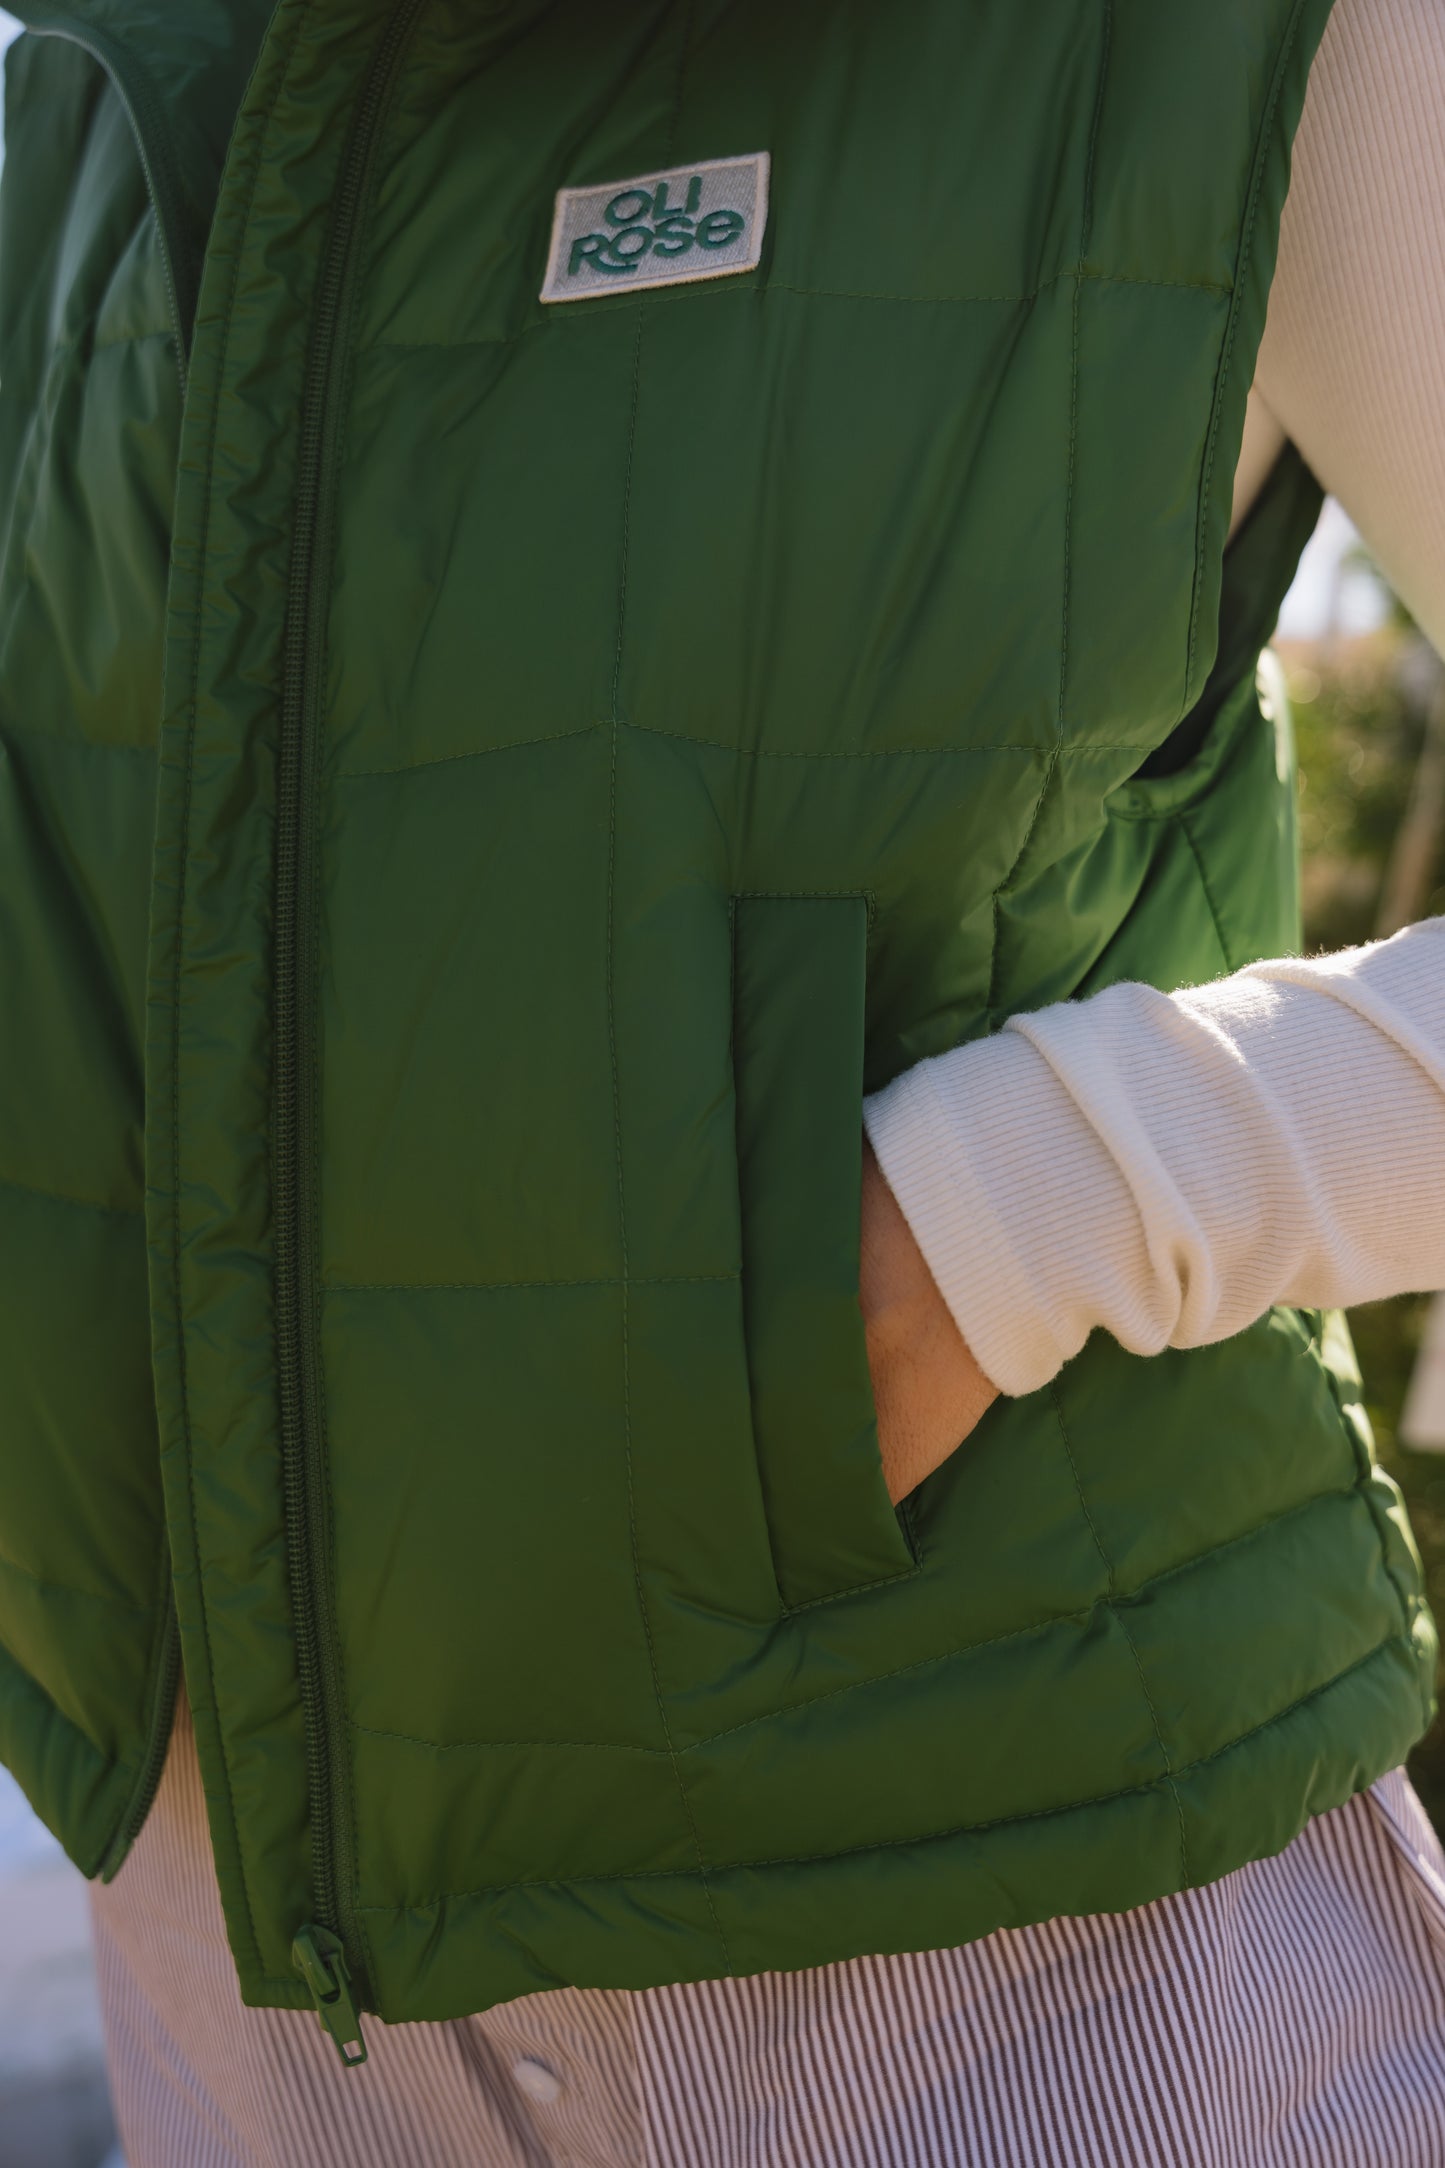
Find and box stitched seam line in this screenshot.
[338,718,605,779]
[987,0,1113,1021]
[361,1479,1369,1769]
[0,717,156,757]
[1182,0,1309,711]
[0,1170,141,1218]
[604,137,731,1967]
[1058,0,1112,745]
[36,327,175,368]
[684,1469,1366,1757]
[1050,1382,1190,1889]
[1176,808,1235,971]
[165,0,315,1985]
[623,720,1096,761]
[0,1548,151,1617]
[334,723,1166,782]
[782,1561,921,1616]
[356,263,1230,360]
[986,745,1058,1013]
[351,1722,672,1756]
[1058,266,1079,743]
[353,1632,1402,1914]
[339,1267,730,1291]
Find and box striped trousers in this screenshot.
[93,1696,1445,2168]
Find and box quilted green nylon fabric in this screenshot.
[0,0,1434,2027]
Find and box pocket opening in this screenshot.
[731,892,919,1612]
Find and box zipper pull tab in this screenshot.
[293,1924,369,2067]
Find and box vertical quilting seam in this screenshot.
[1176,806,1237,971]
[1050,1383,1191,1890]
[604,0,732,1977]
[989,1,1112,1022]
[1058,0,1112,744]
[985,747,1056,1016]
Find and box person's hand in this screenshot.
[859,1138,999,1502]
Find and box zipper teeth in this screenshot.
[276,0,425,1993]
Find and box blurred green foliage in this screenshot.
[1289,624,1445,1828]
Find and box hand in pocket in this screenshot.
[860,1140,999,1502]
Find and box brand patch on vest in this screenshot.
[539,154,769,304]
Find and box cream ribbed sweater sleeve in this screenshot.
[865,922,1445,1397]
[865,0,1445,1399]
[1254,0,1445,656]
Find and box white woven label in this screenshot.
[539,153,770,304]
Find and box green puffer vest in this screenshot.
[1,0,1435,2039]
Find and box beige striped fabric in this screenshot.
[90,1696,1445,2166]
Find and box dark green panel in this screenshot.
[1090,0,1301,287]
[679,0,1097,303]
[1066,281,1228,743]
[624,1279,780,1655]
[686,1606,1165,1865]
[621,285,1071,755]
[1125,1492,1410,1772]
[3,0,1421,2034]
[364,0,681,353]
[353,1728,697,1918]
[1051,1312,1361,1594]
[589,727,742,1281]
[323,1283,665,1750]
[320,730,619,1286]
[330,335,635,774]
[0,1645,132,1877]
[0,732,154,1203]
[0,1186,159,1614]
[1175,1638,1433,1893]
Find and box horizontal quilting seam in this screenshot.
[337,1481,1370,1768]
[337,718,606,779]
[89,330,176,355]
[679,1475,1370,1755]
[335,720,1159,783]
[49,329,175,359]
[0,718,156,758]
[356,263,1230,360]
[0,1546,152,1618]
[322,1271,739,1293]
[352,1721,671,1756]
[354,1628,1404,1914]
[0,1169,142,1218]
[755,269,1228,306]
[623,721,1079,760]
[32,329,176,385]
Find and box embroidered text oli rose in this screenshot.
[568,176,746,277]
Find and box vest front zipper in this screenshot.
[275,0,424,2067]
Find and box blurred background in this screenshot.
[1,7,1444,2165]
